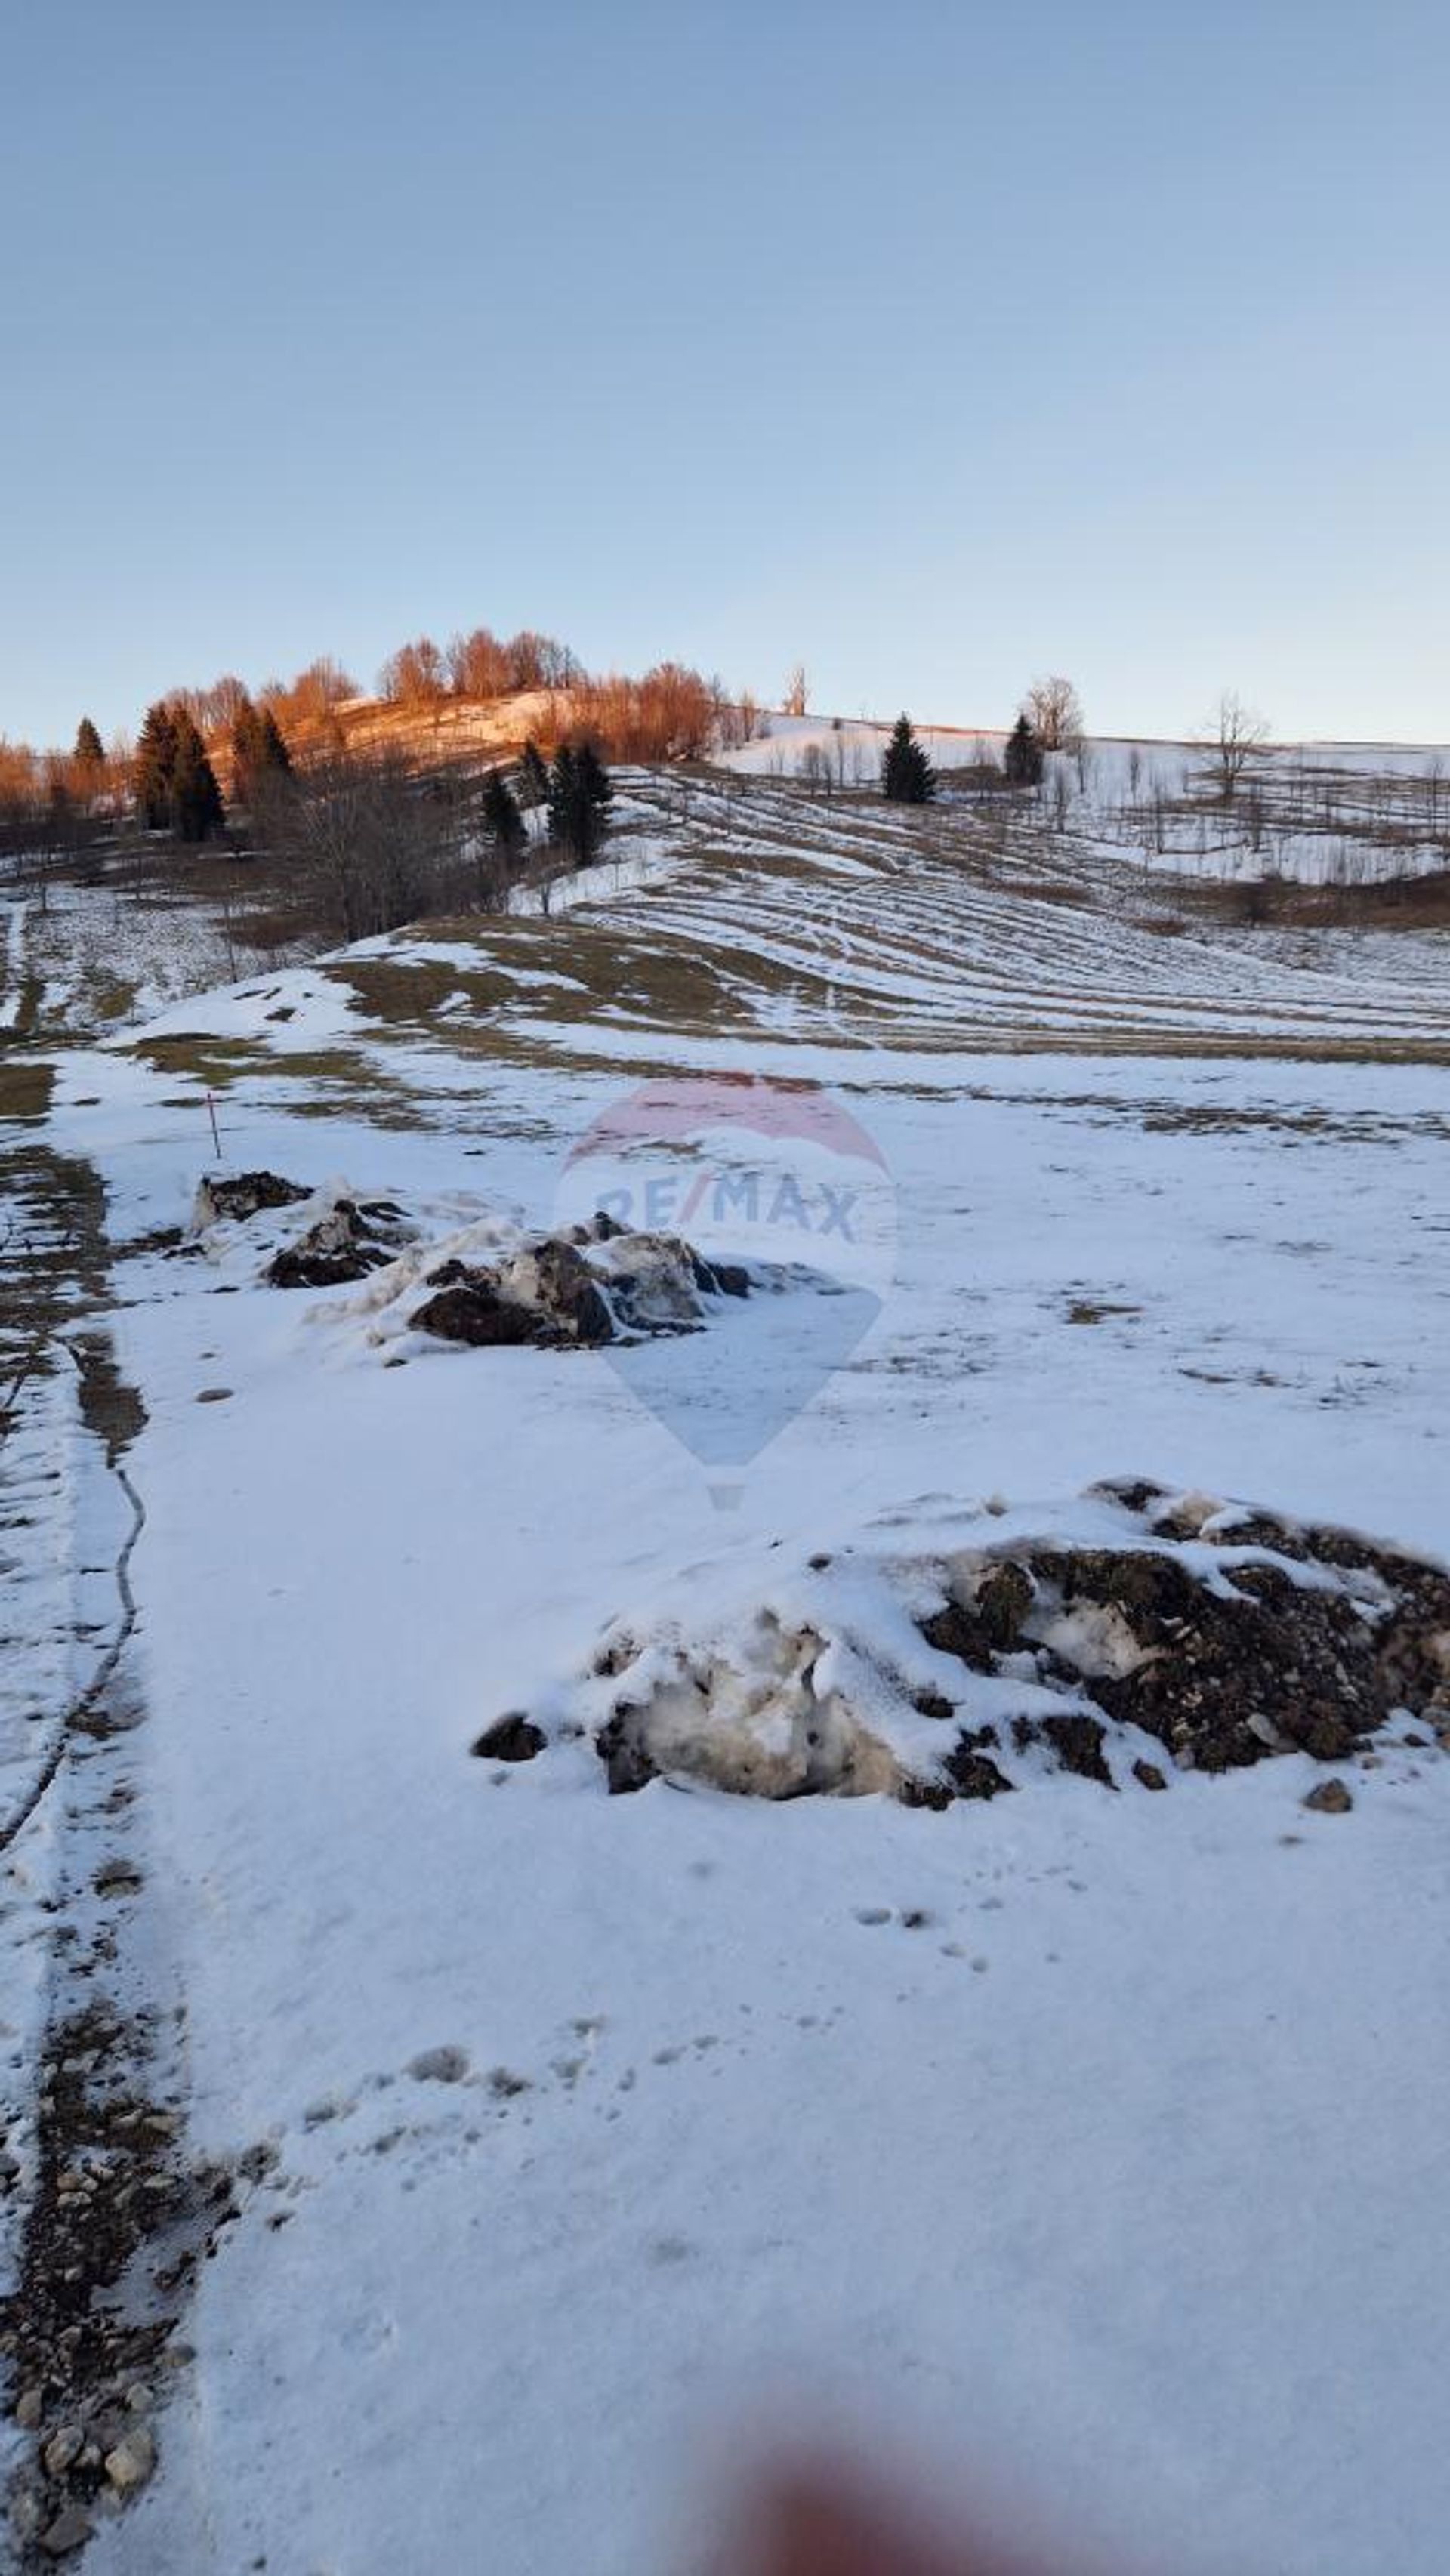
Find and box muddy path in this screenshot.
[0,1072,233,2567]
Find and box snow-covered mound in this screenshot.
[187,1171,767,1353]
[506,1480,1450,1803]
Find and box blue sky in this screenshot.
[4,0,1447,746]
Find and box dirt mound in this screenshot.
[511,1482,1450,1806]
[412,1220,751,1351]
[266,1197,414,1288]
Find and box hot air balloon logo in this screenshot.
[556,1074,896,1475]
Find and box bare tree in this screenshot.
[1022,675,1085,754]
[784,664,809,718]
[1203,692,1270,801]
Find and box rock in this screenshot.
[42,2424,85,2476]
[103,2426,156,2491]
[15,2386,43,2429]
[39,2506,94,2557]
[470,1714,545,1763]
[1133,1759,1168,1791]
[1303,1777,1353,1814]
[192,1171,308,1229]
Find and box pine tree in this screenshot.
[548,741,612,867]
[881,714,936,805]
[231,696,293,802]
[258,706,292,778]
[134,700,179,830]
[575,740,613,822]
[1004,714,1044,789]
[517,739,549,807]
[482,768,526,868]
[546,745,580,853]
[74,717,105,770]
[169,709,225,842]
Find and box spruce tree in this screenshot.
[1004,714,1044,789]
[231,697,293,802]
[483,768,526,868]
[548,742,612,867]
[169,710,225,841]
[134,700,179,830]
[546,745,580,853]
[575,740,612,836]
[74,717,105,770]
[258,706,292,778]
[881,714,936,805]
[517,739,549,807]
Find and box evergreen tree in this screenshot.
[74,717,105,770]
[169,709,225,842]
[1004,713,1044,789]
[546,743,612,867]
[881,714,936,805]
[134,700,179,830]
[517,739,549,807]
[230,696,294,802]
[258,706,293,778]
[575,739,613,824]
[546,744,580,853]
[482,767,526,868]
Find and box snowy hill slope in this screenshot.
[720,713,1450,887]
[4,753,1450,2573]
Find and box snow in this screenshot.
[0,899,26,1029]
[7,747,1450,2572]
[717,716,1450,887]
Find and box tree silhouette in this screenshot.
[483,768,526,868]
[1004,714,1044,788]
[169,710,225,841]
[547,741,612,866]
[881,714,936,804]
[134,701,179,829]
[517,740,549,807]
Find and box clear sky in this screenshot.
[4,0,1447,748]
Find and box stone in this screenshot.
[15,2386,43,2429]
[1303,1777,1353,1814]
[42,2424,85,2476]
[1133,1759,1168,1791]
[40,2505,94,2557]
[103,2426,156,2491]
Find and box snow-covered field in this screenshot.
[5,759,1450,2571]
[721,714,1450,888]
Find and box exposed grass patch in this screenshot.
[0,1057,55,1121]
